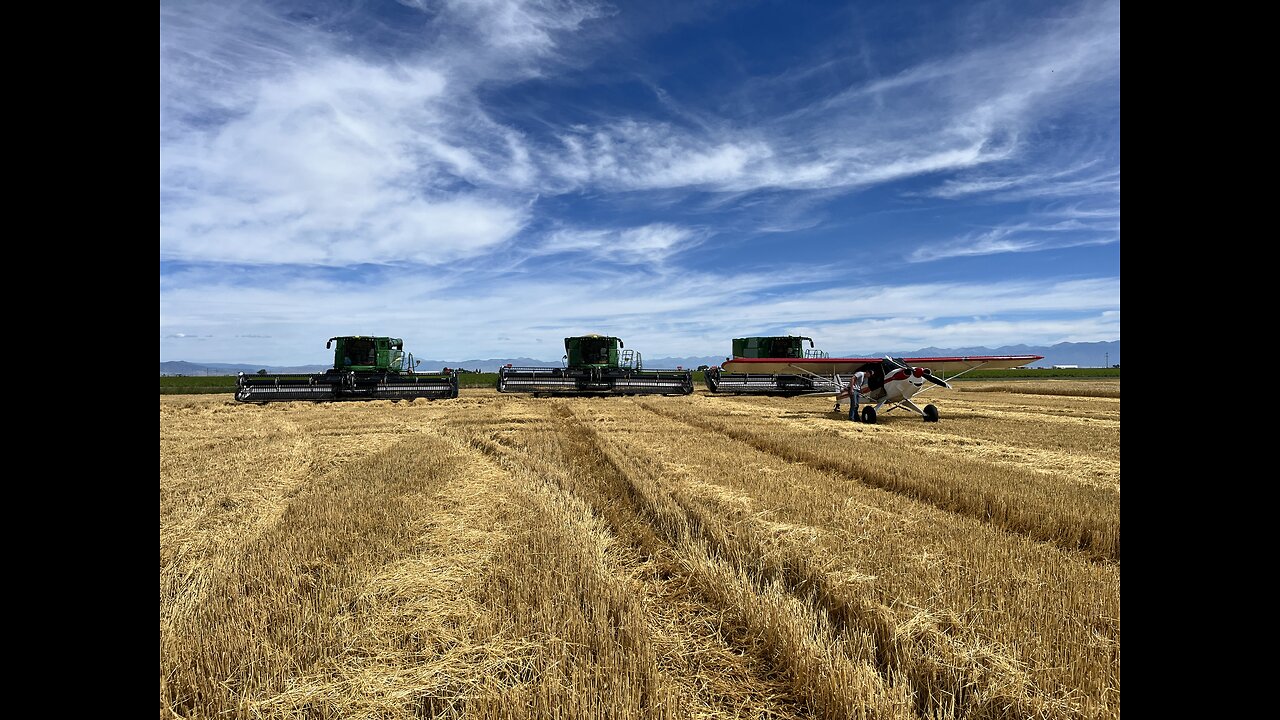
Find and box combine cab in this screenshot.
[497,334,693,396]
[235,336,458,403]
[705,336,836,395]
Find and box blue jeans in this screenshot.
[848,391,860,421]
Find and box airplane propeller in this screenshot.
[920,368,951,389]
[885,357,952,389]
[885,356,911,372]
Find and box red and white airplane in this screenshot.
[705,337,1041,423]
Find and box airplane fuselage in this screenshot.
[861,371,927,405]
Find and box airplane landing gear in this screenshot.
[861,406,877,424]
[923,404,939,422]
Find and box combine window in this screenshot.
[580,338,612,364]
[764,338,802,358]
[344,339,378,366]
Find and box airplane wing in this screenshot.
[719,357,883,374]
[719,355,1042,375]
[897,355,1044,375]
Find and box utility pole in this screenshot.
[1105,352,1109,368]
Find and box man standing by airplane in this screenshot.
[834,371,867,421]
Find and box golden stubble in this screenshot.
[161,381,1119,719]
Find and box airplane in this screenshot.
[704,336,1042,423]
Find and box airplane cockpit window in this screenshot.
[866,365,887,390]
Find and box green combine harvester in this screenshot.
[704,336,832,395]
[235,336,458,403]
[497,334,693,396]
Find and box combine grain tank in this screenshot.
[235,336,458,403]
[497,334,693,396]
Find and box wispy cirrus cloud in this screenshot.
[540,223,704,263]
[910,223,1119,263]
[924,164,1120,202]
[431,0,609,57]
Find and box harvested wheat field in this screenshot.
[160,381,1119,719]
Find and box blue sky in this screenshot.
[160,0,1119,365]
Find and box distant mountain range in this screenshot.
[161,341,1117,375]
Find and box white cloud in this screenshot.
[536,118,1006,194]
[925,165,1120,201]
[520,1,1117,195]
[159,52,533,264]
[910,224,1119,263]
[541,122,776,191]
[540,223,701,263]
[440,0,607,55]
[159,2,583,267]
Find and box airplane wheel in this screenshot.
[923,404,939,422]
[861,407,877,424]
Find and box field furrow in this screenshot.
[162,430,468,716]
[714,394,1120,491]
[642,396,1119,561]
[451,401,831,718]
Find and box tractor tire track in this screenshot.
[548,404,915,720]
[447,403,815,719]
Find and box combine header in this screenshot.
[235,336,458,403]
[705,336,834,395]
[497,334,693,396]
